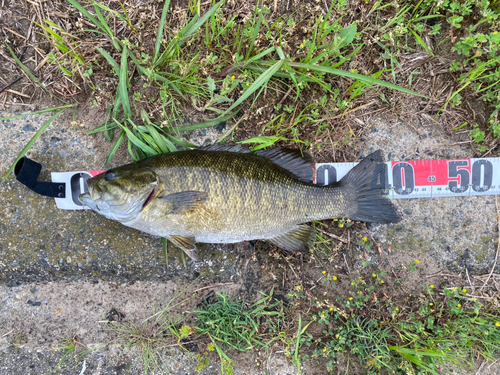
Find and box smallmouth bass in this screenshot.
[79,146,399,261]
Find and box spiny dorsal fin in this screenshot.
[265,225,314,252]
[159,191,208,214]
[255,148,315,182]
[198,144,315,183]
[168,235,198,261]
[197,144,249,153]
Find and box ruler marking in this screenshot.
[430,159,433,198]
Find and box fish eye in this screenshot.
[105,171,115,181]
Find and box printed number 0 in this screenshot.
[471,160,493,192]
[448,161,469,193]
[316,165,337,186]
[392,162,414,195]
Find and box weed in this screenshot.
[38,20,89,80]
[52,280,202,374]
[1,108,70,183]
[286,260,500,374]
[376,0,500,151]
[28,0,421,167]
[54,337,82,369]
[195,290,286,374]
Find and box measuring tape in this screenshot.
[317,157,500,199]
[13,155,500,210]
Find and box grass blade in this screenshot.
[141,109,174,153]
[162,238,169,270]
[115,120,158,156]
[108,97,122,141]
[93,2,117,45]
[182,2,222,41]
[0,105,73,121]
[180,14,199,41]
[105,130,126,165]
[246,63,316,82]
[127,139,139,161]
[283,65,300,97]
[94,2,127,24]
[409,28,435,57]
[288,62,428,98]
[6,44,49,94]
[40,22,66,45]
[67,0,121,50]
[153,0,171,63]
[86,121,117,135]
[276,46,285,61]
[2,110,65,183]
[220,60,283,116]
[173,112,238,132]
[246,46,275,65]
[165,134,198,148]
[128,52,185,99]
[118,46,132,119]
[331,43,364,69]
[67,0,106,35]
[245,7,263,61]
[96,47,119,74]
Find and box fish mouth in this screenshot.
[142,187,157,209]
[79,192,91,205]
[78,192,100,211]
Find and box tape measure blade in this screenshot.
[316,162,358,186]
[314,156,500,200]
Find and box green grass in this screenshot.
[53,280,202,374]
[7,0,500,164]
[286,260,500,374]
[17,0,424,169]
[195,290,286,375]
[369,0,500,152]
[50,257,500,375]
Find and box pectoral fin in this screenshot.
[265,225,314,252]
[168,235,199,261]
[160,191,208,214]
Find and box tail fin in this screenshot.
[338,150,400,223]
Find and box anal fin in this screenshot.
[265,225,314,252]
[169,235,199,261]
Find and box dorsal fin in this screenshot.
[197,144,250,153]
[255,148,315,183]
[197,144,315,183]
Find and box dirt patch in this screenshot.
[0,279,295,375]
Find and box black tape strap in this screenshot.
[14,157,65,198]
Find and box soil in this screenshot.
[1,1,500,375]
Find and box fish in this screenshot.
[79,145,400,261]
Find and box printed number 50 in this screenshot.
[448,160,493,193]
